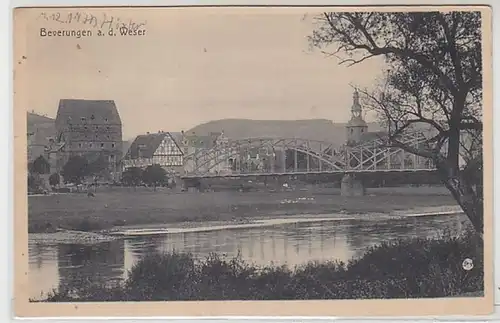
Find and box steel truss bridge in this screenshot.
[180,131,438,179]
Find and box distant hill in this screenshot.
[27,113,56,161]
[27,112,55,129]
[187,119,384,146]
[26,113,393,157]
[122,140,133,156]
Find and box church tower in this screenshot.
[346,89,368,146]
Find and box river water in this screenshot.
[28,212,470,300]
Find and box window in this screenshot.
[101,143,104,148]
[78,143,82,148]
[89,143,93,148]
[105,118,108,122]
[111,143,115,148]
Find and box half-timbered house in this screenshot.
[122,131,184,173]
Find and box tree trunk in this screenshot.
[437,165,483,237]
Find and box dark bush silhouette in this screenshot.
[49,173,60,187]
[32,155,51,174]
[61,156,90,185]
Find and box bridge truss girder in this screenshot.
[183,137,346,176]
[343,131,435,171]
[182,131,437,176]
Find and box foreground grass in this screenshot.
[38,231,483,301]
[28,187,456,233]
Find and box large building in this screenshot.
[47,99,123,179]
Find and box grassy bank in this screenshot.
[38,231,483,301]
[28,186,456,233]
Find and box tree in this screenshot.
[142,164,168,191]
[309,11,484,234]
[49,173,60,188]
[87,154,111,181]
[122,167,143,189]
[61,155,90,185]
[32,155,50,174]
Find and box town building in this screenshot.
[27,112,56,163]
[344,89,432,170]
[346,89,369,146]
[181,131,235,175]
[27,132,35,162]
[47,99,123,179]
[122,131,184,173]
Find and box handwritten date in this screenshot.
[37,11,147,32]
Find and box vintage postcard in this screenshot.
[13,5,493,317]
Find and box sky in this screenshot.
[19,7,385,140]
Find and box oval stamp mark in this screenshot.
[462,258,474,271]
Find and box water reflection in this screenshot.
[29,214,471,300]
[57,240,125,292]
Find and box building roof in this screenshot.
[183,133,218,149]
[347,116,368,127]
[360,131,387,142]
[124,132,183,159]
[55,99,122,126]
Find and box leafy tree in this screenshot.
[32,155,50,174]
[61,155,90,185]
[87,154,111,180]
[49,173,60,188]
[309,11,484,234]
[142,164,168,191]
[122,167,143,188]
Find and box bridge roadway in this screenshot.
[179,168,438,180]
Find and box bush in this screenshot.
[40,231,484,302]
[49,173,61,187]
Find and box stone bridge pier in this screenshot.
[180,177,202,192]
[340,173,365,197]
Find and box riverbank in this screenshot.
[35,230,483,302]
[108,205,463,236]
[28,186,458,234]
[29,229,117,244]
[28,205,463,244]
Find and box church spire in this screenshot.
[351,88,362,118]
[346,88,368,146]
